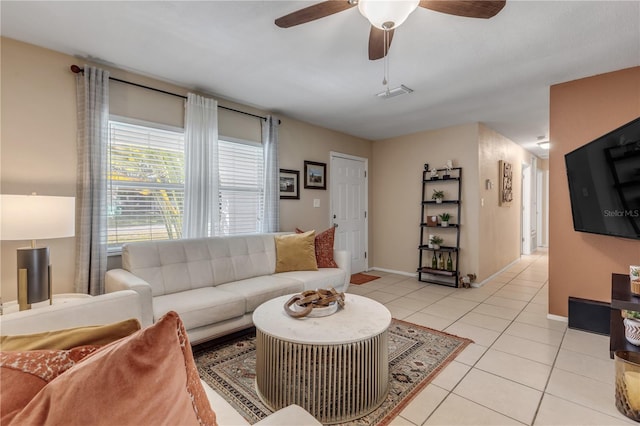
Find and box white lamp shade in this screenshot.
[358,0,419,29]
[1,194,75,241]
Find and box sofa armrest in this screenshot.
[0,290,142,335]
[254,405,322,426]
[105,269,154,327]
[333,249,351,293]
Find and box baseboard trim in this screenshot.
[547,313,568,323]
[369,267,416,278]
[470,258,521,288]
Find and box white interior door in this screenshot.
[521,163,532,255]
[330,152,368,274]
[536,169,543,247]
[530,157,538,253]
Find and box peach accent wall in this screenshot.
[0,37,371,300]
[549,66,640,317]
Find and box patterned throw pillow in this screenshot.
[296,227,339,268]
[1,346,99,424]
[7,312,217,426]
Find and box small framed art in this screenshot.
[279,169,300,200]
[499,160,513,206]
[304,161,326,190]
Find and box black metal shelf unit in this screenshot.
[417,165,462,287]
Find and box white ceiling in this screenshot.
[2,1,639,158]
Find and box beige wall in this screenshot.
[478,124,534,280]
[0,37,371,300]
[549,66,640,317]
[371,123,480,277]
[278,118,372,233]
[371,122,538,282]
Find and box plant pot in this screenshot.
[435,199,443,204]
[441,221,449,227]
[432,244,440,250]
[624,318,640,346]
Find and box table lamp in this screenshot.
[1,194,75,310]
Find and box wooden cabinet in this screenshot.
[417,165,462,287]
[610,273,640,358]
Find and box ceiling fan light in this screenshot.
[358,0,419,30]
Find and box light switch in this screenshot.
[481,198,484,207]
[313,199,320,208]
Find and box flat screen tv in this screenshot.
[565,116,640,240]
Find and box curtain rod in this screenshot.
[70,65,274,123]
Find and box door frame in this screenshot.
[521,162,532,255]
[329,151,369,272]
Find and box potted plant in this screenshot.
[622,310,640,346]
[439,212,451,227]
[429,235,444,250]
[432,189,444,204]
[631,266,640,295]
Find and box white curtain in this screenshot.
[74,65,109,295]
[260,115,279,233]
[183,93,219,238]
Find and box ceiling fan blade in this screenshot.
[369,26,395,61]
[275,1,355,28]
[419,1,506,19]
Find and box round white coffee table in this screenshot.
[253,293,391,424]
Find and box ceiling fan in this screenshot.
[275,0,506,60]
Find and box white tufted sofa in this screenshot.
[105,233,350,344]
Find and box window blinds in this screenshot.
[218,139,264,235]
[107,120,185,250]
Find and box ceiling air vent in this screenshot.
[376,84,413,99]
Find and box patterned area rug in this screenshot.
[194,319,472,426]
[350,272,381,285]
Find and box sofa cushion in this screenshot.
[276,268,348,292]
[7,311,217,426]
[208,234,277,284]
[217,276,304,313]
[275,231,318,273]
[0,346,99,424]
[153,287,245,330]
[296,227,339,268]
[123,235,279,296]
[0,318,141,351]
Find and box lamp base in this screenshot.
[17,247,52,311]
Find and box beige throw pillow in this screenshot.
[275,230,318,273]
[0,318,141,351]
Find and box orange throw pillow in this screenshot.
[8,312,217,426]
[0,346,99,424]
[296,227,339,268]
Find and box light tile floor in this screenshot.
[348,249,635,425]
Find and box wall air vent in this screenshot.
[376,84,414,99]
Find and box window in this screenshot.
[107,119,185,251]
[218,138,264,235]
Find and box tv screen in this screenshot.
[565,116,640,240]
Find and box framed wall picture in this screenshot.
[304,161,326,190]
[499,160,513,206]
[279,169,300,199]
